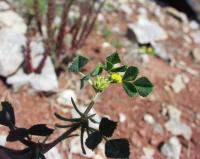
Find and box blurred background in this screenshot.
[0,0,200,158]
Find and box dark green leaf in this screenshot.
[29,124,54,136]
[68,55,89,72]
[0,101,15,129]
[80,75,90,89]
[99,118,117,137]
[123,66,139,81]
[80,127,86,154]
[90,65,103,77]
[105,61,113,71]
[111,65,128,72]
[106,52,121,64]
[134,77,153,97]
[123,82,138,97]
[85,131,102,150]
[7,128,28,142]
[105,139,130,158]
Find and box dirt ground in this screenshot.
[0,0,200,159]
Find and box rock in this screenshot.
[45,147,62,159]
[7,41,59,92]
[140,54,150,64]
[189,20,199,30]
[171,74,189,93]
[0,2,27,34]
[127,17,168,44]
[141,147,155,159]
[196,112,200,120]
[0,28,26,77]
[165,7,188,23]
[119,113,127,123]
[153,123,164,134]
[190,30,200,44]
[164,105,192,140]
[165,119,192,140]
[0,1,10,10]
[151,42,172,63]
[144,113,155,125]
[119,4,133,16]
[0,135,6,146]
[167,105,182,121]
[57,90,77,106]
[161,137,181,159]
[192,48,200,63]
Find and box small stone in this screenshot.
[0,135,6,146]
[144,113,155,125]
[119,4,133,16]
[171,74,189,93]
[191,30,200,44]
[127,17,168,44]
[153,123,164,134]
[161,137,181,159]
[45,147,62,159]
[141,147,155,159]
[196,112,200,120]
[165,119,192,140]
[192,48,200,63]
[119,113,127,123]
[167,105,182,121]
[57,90,77,106]
[140,54,150,64]
[102,42,112,48]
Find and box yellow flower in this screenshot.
[93,76,110,92]
[146,47,153,55]
[111,73,123,84]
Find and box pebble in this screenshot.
[57,89,77,107]
[161,137,181,159]
[144,113,155,125]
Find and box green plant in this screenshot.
[0,52,153,159]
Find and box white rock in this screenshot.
[153,123,164,134]
[0,5,27,34]
[102,42,112,48]
[0,28,26,77]
[144,113,155,125]
[161,137,181,159]
[192,48,200,63]
[196,112,200,120]
[171,74,189,93]
[140,54,150,64]
[141,147,155,159]
[127,17,168,44]
[119,113,127,123]
[119,4,133,16]
[7,41,58,92]
[164,105,192,140]
[45,147,62,159]
[57,90,77,106]
[191,31,200,44]
[0,1,10,10]
[165,119,192,140]
[167,105,182,121]
[0,135,7,146]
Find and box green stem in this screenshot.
[84,93,100,115]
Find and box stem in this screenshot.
[42,124,80,153]
[84,93,100,115]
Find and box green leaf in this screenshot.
[68,55,89,72]
[90,65,103,77]
[134,77,153,97]
[105,61,113,71]
[111,65,127,72]
[80,75,90,89]
[106,52,121,65]
[123,82,137,97]
[123,66,139,81]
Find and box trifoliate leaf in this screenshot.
[123,66,139,81]
[105,139,130,158]
[0,101,15,129]
[111,65,127,72]
[68,55,89,72]
[29,124,54,136]
[7,128,28,142]
[123,82,138,97]
[134,77,153,97]
[106,52,121,64]
[105,61,113,71]
[99,118,117,137]
[85,131,102,150]
[90,64,103,77]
